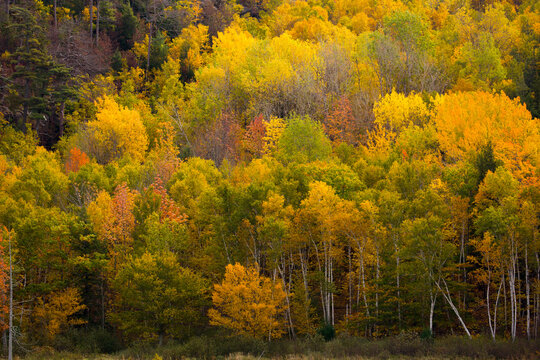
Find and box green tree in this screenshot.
[278,114,332,163]
[112,251,210,345]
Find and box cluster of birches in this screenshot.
[0,0,539,349]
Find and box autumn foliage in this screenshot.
[0,0,539,353]
[209,263,287,339]
[65,147,90,173]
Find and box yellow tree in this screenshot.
[208,263,287,339]
[29,288,86,344]
[263,116,286,156]
[434,91,539,183]
[373,90,430,133]
[87,96,148,163]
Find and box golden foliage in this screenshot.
[263,116,286,156]
[208,263,287,339]
[373,90,430,133]
[31,288,86,343]
[434,91,539,182]
[88,96,148,163]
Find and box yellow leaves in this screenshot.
[31,288,86,343]
[88,95,148,163]
[350,12,373,34]
[133,34,151,63]
[269,33,319,69]
[373,90,430,133]
[289,17,333,42]
[209,263,287,339]
[82,6,98,21]
[168,24,209,70]
[213,25,256,73]
[263,116,286,156]
[87,190,113,240]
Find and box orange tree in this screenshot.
[208,263,287,339]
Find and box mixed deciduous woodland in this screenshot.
[0,0,539,357]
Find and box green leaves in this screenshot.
[277,114,332,163]
[112,251,210,343]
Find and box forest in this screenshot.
[0,0,539,358]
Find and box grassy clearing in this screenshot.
[16,334,540,360]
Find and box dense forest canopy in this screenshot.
[0,0,539,353]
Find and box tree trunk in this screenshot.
[58,101,65,138]
[8,231,13,360]
[394,233,402,329]
[429,289,437,334]
[4,0,9,21]
[95,0,100,45]
[89,0,93,43]
[278,257,295,339]
[146,22,153,76]
[53,0,57,29]
[437,278,472,339]
[525,240,530,339]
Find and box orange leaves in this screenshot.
[88,183,137,270]
[65,147,90,173]
[324,96,361,145]
[434,91,539,182]
[242,114,267,159]
[148,178,187,224]
[208,263,287,339]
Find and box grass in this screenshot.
[15,334,540,360]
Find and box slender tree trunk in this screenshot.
[100,276,105,329]
[509,265,517,341]
[437,278,472,339]
[278,257,295,339]
[311,237,326,323]
[8,231,13,360]
[534,252,540,339]
[95,0,100,45]
[393,233,402,329]
[348,245,352,321]
[525,240,530,339]
[356,238,370,332]
[375,246,380,330]
[330,258,334,326]
[487,264,494,339]
[429,289,437,334]
[58,101,65,138]
[508,234,518,342]
[53,0,57,29]
[493,275,503,340]
[89,0,93,43]
[146,22,153,76]
[299,250,311,330]
[503,271,508,334]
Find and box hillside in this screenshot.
[0,0,539,357]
